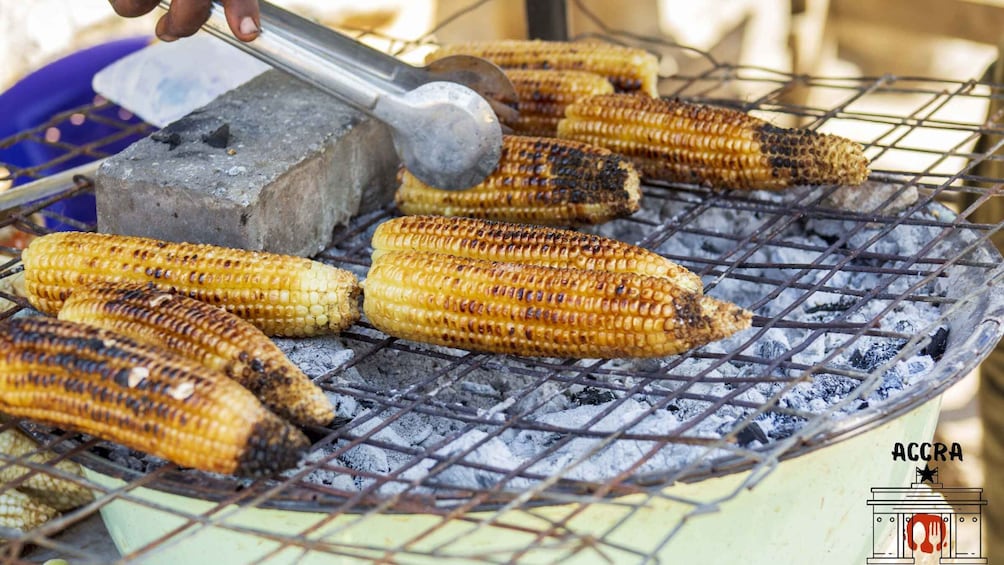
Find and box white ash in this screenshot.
[274,190,959,492]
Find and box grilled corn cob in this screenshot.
[396,136,641,226]
[428,40,660,96]
[557,94,870,190]
[19,232,361,337]
[363,251,750,358]
[371,215,703,294]
[502,70,614,136]
[0,488,58,532]
[0,428,93,511]
[58,283,335,428]
[0,317,309,477]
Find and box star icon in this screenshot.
[917,465,938,484]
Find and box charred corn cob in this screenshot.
[0,317,309,477]
[557,94,870,190]
[363,251,750,358]
[396,136,641,226]
[371,215,703,294]
[19,232,361,337]
[58,283,335,428]
[0,428,93,511]
[0,488,58,532]
[502,70,614,136]
[428,40,660,96]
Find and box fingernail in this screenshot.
[159,32,178,42]
[240,16,260,37]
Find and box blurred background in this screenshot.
[1,0,1000,558]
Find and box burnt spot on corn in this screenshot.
[395,136,641,226]
[363,251,751,358]
[57,282,335,428]
[558,94,869,190]
[371,215,703,294]
[0,317,309,476]
[19,231,361,337]
[234,417,310,477]
[428,40,660,97]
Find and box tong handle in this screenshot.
[158,0,402,111]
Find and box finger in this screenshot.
[108,0,161,17]
[222,0,261,42]
[155,0,212,41]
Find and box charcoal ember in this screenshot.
[803,297,857,315]
[766,413,805,440]
[922,327,950,361]
[570,386,617,406]
[151,130,181,150]
[848,340,905,372]
[201,123,230,148]
[734,420,769,446]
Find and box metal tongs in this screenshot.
[168,0,518,190]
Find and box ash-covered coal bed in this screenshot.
[273,185,956,494]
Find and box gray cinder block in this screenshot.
[96,70,398,256]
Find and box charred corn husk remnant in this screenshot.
[503,69,614,136]
[58,283,334,428]
[428,40,660,96]
[557,94,870,190]
[372,215,703,294]
[396,136,641,226]
[0,317,309,477]
[0,428,93,511]
[363,251,750,359]
[20,231,361,337]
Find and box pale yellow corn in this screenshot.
[0,429,92,511]
[0,488,58,532]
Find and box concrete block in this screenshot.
[96,70,398,256]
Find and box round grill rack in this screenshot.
[1,2,1003,563]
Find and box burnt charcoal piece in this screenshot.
[804,297,857,314]
[201,123,231,148]
[151,130,182,150]
[735,420,769,446]
[922,327,949,361]
[571,386,616,406]
[848,341,904,372]
[767,413,805,440]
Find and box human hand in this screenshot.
[108,0,261,42]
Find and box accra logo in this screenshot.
[867,465,987,564]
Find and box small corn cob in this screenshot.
[428,40,660,96]
[57,283,335,428]
[0,317,309,477]
[395,136,641,226]
[19,232,361,337]
[0,428,93,511]
[0,488,58,532]
[363,251,750,358]
[371,215,703,294]
[502,70,614,136]
[557,94,870,190]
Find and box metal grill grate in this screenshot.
[1,3,1003,563]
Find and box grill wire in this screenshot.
[1,1,1004,562]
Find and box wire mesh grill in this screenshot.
[1,2,1003,563]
